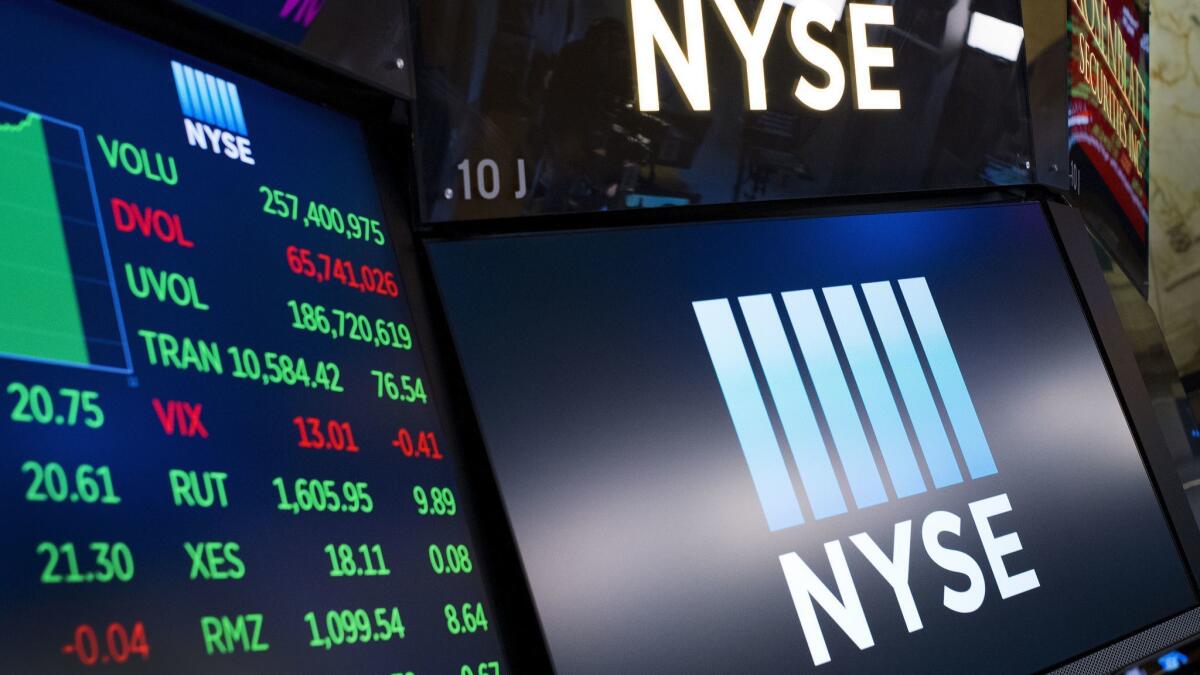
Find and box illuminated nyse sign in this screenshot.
[694,278,1039,666]
[629,0,902,112]
[170,61,255,165]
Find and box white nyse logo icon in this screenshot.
[695,279,1039,666]
[629,0,903,112]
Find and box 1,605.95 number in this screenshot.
[273,478,373,515]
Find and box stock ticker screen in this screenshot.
[0,1,505,672]
[429,203,1197,674]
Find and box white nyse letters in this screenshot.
[629,0,901,113]
[922,510,986,614]
[969,494,1041,599]
[711,0,784,110]
[847,3,902,109]
[779,541,873,667]
[629,0,711,111]
[790,0,846,111]
[850,521,922,633]
[779,493,1039,667]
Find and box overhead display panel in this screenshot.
[429,203,1195,673]
[0,1,503,671]
[413,0,1035,223]
[176,0,415,98]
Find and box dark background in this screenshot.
[429,202,1195,673]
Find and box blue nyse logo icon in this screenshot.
[170,61,255,165]
[694,277,996,531]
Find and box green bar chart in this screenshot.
[0,112,90,364]
[0,103,130,373]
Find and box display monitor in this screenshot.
[428,202,1197,673]
[0,1,504,671]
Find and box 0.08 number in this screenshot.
[23,461,120,505]
[413,486,456,516]
[38,542,133,584]
[444,602,489,635]
[429,544,472,575]
[7,383,103,428]
[273,477,373,515]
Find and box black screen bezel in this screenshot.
[39,0,554,670]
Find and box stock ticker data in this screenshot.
[0,1,505,672]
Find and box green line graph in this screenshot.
[0,112,90,365]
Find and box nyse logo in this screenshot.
[170,61,255,165]
[629,0,902,113]
[694,278,1039,666]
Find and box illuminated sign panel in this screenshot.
[412,0,1035,221]
[1068,0,1150,266]
[629,0,901,112]
[429,203,1194,672]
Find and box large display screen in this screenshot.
[0,2,504,671]
[429,203,1196,673]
